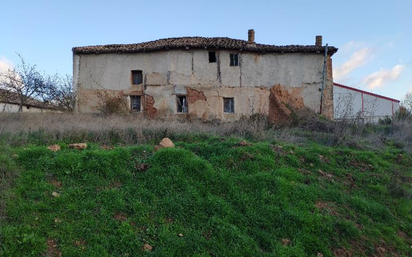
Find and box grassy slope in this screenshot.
[1,138,412,256]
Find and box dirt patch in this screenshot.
[144,94,157,119]
[101,144,115,150]
[46,238,62,257]
[317,169,333,180]
[237,140,252,147]
[74,239,87,250]
[397,230,410,240]
[268,84,305,124]
[315,201,338,216]
[136,163,149,172]
[50,179,62,188]
[111,181,122,189]
[203,230,212,240]
[113,213,127,221]
[240,152,254,161]
[373,239,401,257]
[343,174,357,190]
[187,87,206,104]
[319,155,330,163]
[270,144,285,156]
[332,247,351,256]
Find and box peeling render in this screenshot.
[74,49,334,121]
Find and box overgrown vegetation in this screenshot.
[0,113,411,256]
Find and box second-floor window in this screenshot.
[131,70,143,85]
[230,54,239,66]
[209,52,216,63]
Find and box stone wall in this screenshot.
[74,49,334,121]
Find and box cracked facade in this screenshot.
[73,31,337,121]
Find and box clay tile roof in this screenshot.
[72,37,338,56]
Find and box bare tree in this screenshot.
[0,54,43,113]
[54,75,76,112]
[35,73,59,112]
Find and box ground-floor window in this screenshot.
[223,97,234,113]
[177,96,188,113]
[130,95,141,111]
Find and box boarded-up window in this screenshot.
[177,96,188,113]
[131,70,143,85]
[223,97,234,113]
[230,54,239,66]
[130,96,141,111]
[209,52,216,63]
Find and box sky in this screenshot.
[1,0,411,100]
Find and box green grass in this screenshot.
[1,137,412,256]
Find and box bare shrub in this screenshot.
[96,91,129,116]
[386,119,412,153]
[389,168,412,199]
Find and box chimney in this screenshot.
[315,35,322,47]
[248,29,255,43]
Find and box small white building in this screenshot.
[0,89,57,113]
[333,83,400,122]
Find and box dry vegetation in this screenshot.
[0,112,411,153]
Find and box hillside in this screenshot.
[1,136,411,256]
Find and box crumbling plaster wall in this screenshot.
[74,49,333,120]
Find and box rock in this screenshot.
[47,145,61,152]
[238,140,249,146]
[52,192,60,197]
[154,145,161,151]
[178,233,184,237]
[159,138,174,148]
[282,238,291,246]
[68,143,87,150]
[141,243,152,252]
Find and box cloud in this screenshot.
[362,64,404,90]
[333,48,372,80]
[339,41,366,53]
[0,56,14,74]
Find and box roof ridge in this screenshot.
[73,36,338,55]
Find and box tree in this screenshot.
[0,54,76,113]
[402,92,412,113]
[54,75,76,112]
[0,54,44,113]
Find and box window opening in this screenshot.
[209,51,216,63]
[177,96,188,113]
[223,97,234,113]
[131,70,143,85]
[230,54,239,66]
[130,95,141,111]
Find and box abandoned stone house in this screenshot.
[72,30,338,121]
